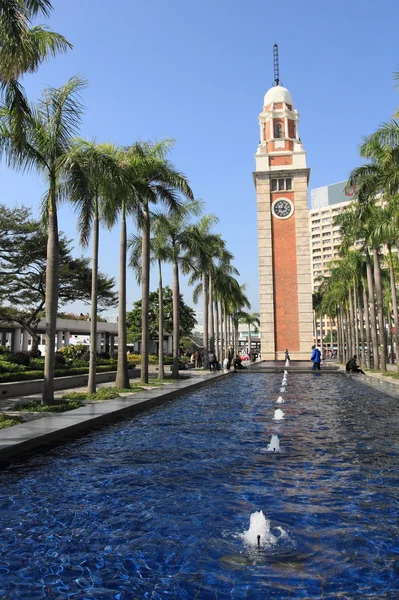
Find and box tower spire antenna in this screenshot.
[273,43,280,86]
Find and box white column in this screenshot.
[13,328,21,352]
[22,330,29,351]
[167,335,173,354]
[96,332,102,353]
[64,331,70,346]
[284,116,289,138]
[56,331,63,350]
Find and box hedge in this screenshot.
[0,363,136,383]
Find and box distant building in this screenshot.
[309,181,357,345]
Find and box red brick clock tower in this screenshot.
[253,46,313,360]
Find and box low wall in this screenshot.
[0,368,140,399]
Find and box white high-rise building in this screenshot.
[309,181,357,344]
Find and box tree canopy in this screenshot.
[0,204,117,347]
[126,286,197,342]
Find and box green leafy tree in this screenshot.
[0,206,117,349]
[126,287,197,342]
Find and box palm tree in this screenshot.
[239,311,260,357]
[0,0,71,145]
[65,140,123,393]
[0,76,86,403]
[129,215,170,380]
[125,142,194,384]
[187,215,223,368]
[152,201,203,378]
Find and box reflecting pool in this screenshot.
[1,373,399,599]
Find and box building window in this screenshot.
[275,123,283,138]
[270,178,293,192]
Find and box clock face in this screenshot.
[272,199,293,219]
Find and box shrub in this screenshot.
[54,352,66,366]
[57,344,88,359]
[0,414,22,429]
[0,361,28,374]
[28,349,42,358]
[0,363,125,383]
[27,358,44,370]
[14,399,84,412]
[0,370,45,382]
[0,345,9,355]
[8,351,30,367]
[98,351,110,359]
[110,350,118,360]
[81,351,91,362]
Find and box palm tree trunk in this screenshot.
[214,300,219,362]
[362,284,371,369]
[345,309,352,362]
[208,272,215,353]
[227,315,231,349]
[223,304,228,361]
[158,260,164,380]
[357,284,365,369]
[115,203,129,388]
[172,260,180,378]
[372,248,386,371]
[313,311,317,345]
[203,273,209,369]
[42,180,59,404]
[337,308,344,363]
[353,284,359,358]
[366,249,379,369]
[140,206,150,384]
[248,325,252,358]
[337,309,342,363]
[220,302,224,362]
[88,200,99,394]
[388,246,399,372]
[385,311,395,365]
[348,290,355,358]
[319,314,324,353]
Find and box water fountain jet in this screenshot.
[267,434,281,452]
[274,408,285,420]
[276,396,284,403]
[241,511,275,547]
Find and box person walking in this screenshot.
[310,345,321,370]
[285,348,290,361]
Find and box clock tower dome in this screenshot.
[254,45,313,360]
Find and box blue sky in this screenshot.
[1,0,399,317]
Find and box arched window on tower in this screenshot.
[275,123,283,138]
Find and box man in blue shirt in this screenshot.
[310,345,321,370]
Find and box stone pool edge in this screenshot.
[0,371,231,465]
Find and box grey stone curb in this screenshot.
[0,372,231,465]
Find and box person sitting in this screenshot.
[346,355,365,375]
[233,355,245,371]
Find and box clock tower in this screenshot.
[254,45,314,360]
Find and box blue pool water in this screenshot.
[1,373,399,599]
